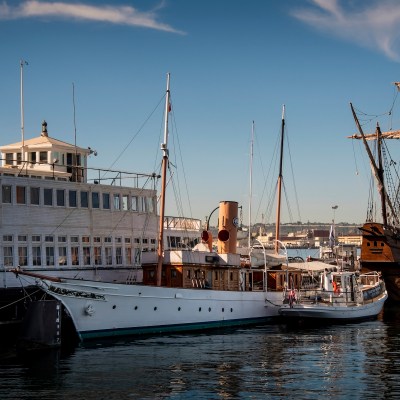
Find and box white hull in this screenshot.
[37,278,282,340]
[279,295,386,320]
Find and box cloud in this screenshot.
[291,0,400,62]
[0,0,184,34]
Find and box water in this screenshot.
[1,305,400,400]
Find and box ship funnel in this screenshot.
[217,201,238,254]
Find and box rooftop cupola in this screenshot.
[41,120,48,137]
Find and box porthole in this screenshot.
[208,307,211,312]
[199,307,202,312]
[178,307,181,311]
[112,305,116,309]
[230,308,233,312]
[154,306,157,311]
[222,308,225,312]
[134,306,138,310]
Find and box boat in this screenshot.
[12,74,299,341]
[279,269,387,322]
[349,93,400,302]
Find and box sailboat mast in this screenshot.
[275,105,285,254]
[156,73,171,287]
[248,121,254,248]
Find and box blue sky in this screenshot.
[1,0,400,226]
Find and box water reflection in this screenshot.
[1,307,400,399]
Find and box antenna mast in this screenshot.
[20,59,28,162]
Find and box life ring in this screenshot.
[332,281,340,295]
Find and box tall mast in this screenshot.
[248,121,254,248]
[156,73,171,286]
[275,105,285,254]
[350,102,398,225]
[20,59,28,162]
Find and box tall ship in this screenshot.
[349,90,400,302]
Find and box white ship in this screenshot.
[13,74,298,341]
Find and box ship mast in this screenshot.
[156,73,171,286]
[350,102,398,225]
[20,60,28,162]
[248,121,254,248]
[274,105,285,254]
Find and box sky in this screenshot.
[1,0,400,226]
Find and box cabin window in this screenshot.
[230,272,233,281]
[29,152,36,164]
[187,270,191,279]
[94,247,102,265]
[115,237,122,243]
[18,246,28,266]
[30,187,40,205]
[105,247,113,265]
[16,186,26,204]
[381,243,384,247]
[134,248,141,265]
[2,185,12,203]
[151,238,156,245]
[46,246,54,266]
[102,193,110,209]
[5,153,13,165]
[171,269,177,278]
[149,270,155,279]
[374,241,377,246]
[56,189,65,207]
[141,197,147,212]
[52,152,60,164]
[32,246,41,266]
[58,247,67,265]
[83,247,91,265]
[40,152,48,163]
[113,194,120,210]
[116,247,122,265]
[81,191,88,208]
[148,197,155,213]
[142,238,148,244]
[92,192,100,209]
[134,238,140,244]
[44,188,53,206]
[69,190,77,207]
[3,247,13,266]
[122,195,129,210]
[71,247,79,265]
[131,196,138,212]
[214,271,218,280]
[125,247,132,264]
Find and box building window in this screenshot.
[69,190,77,207]
[32,246,41,266]
[56,189,65,206]
[58,236,66,243]
[32,235,41,242]
[81,191,88,208]
[44,188,53,206]
[94,237,101,243]
[102,193,110,209]
[46,246,54,266]
[18,246,28,266]
[30,187,40,205]
[45,235,54,242]
[2,185,12,203]
[92,192,100,209]
[29,152,37,164]
[4,246,13,266]
[104,236,112,243]
[16,186,26,204]
[82,236,90,243]
[113,194,120,210]
[16,153,22,165]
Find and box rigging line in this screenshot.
[389,86,399,130]
[351,138,359,175]
[285,124,302,222]
[103,93,166,179]
[282,180,294,223]
[170,99,193,219]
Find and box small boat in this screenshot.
[279,269,387,322]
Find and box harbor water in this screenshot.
[1,307,400,400]
[1,248,399,400]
